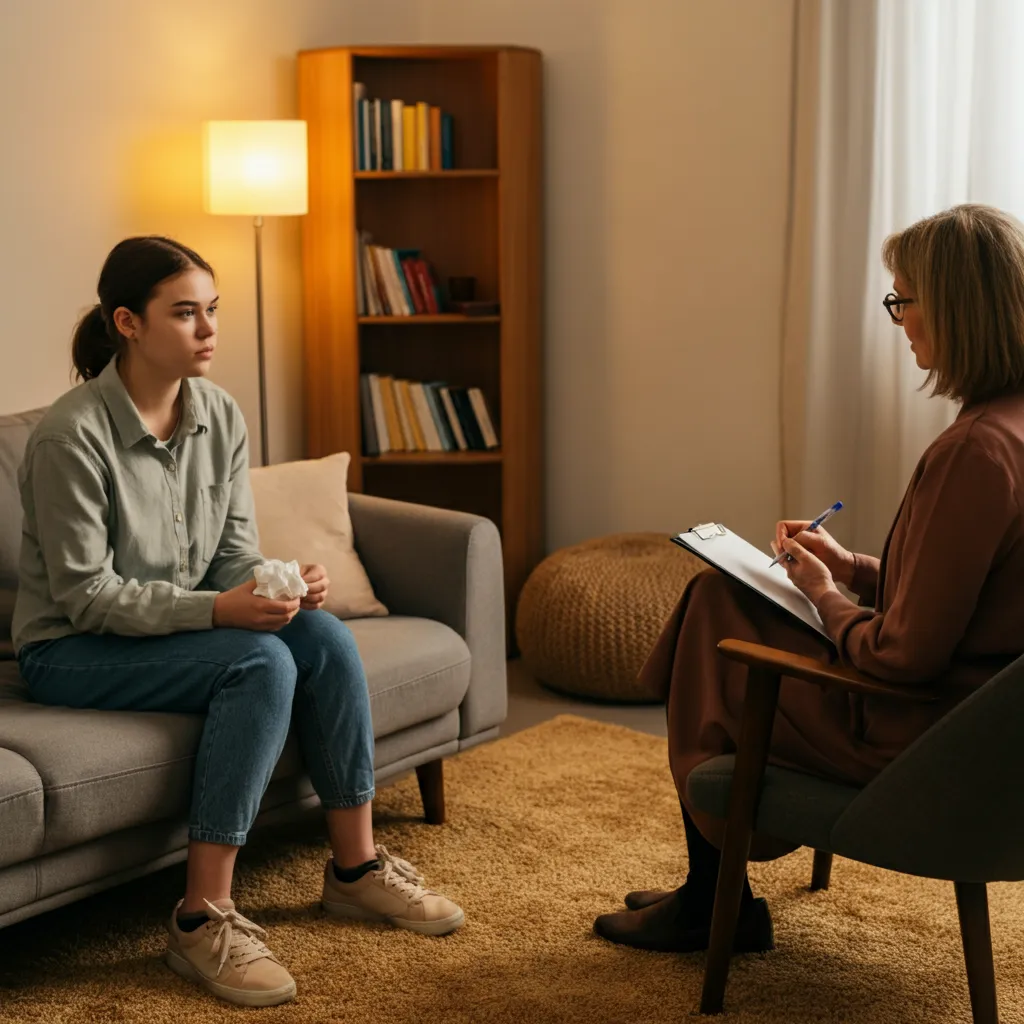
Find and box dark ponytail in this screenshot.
[71,236,215,382]
[71,304,120,382]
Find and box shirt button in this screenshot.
[174,512,183,523]
[166,463,176,473]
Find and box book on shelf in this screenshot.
[359,373,500,456]
[356,231,444,316]
[353,83,454,171]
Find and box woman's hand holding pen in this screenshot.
[772,520,856,588]
[773,536,837,605]
[771,521,856,603]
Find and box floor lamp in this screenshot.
[202,120,308,466]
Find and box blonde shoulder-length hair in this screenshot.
[882,203,1024,405]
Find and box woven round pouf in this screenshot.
[515,532,707,703]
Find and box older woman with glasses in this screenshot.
[594,203,1024,954]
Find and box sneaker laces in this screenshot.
[374,844,434,904]
[202,900,274,976]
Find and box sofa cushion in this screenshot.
[0,747,44,869]
[249,453,388,620]
[0,615,470,858]
[0,408,48,654]
[346,616,471,736]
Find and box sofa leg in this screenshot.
[415,759,446,825]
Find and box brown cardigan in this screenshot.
[818,390,1024,689]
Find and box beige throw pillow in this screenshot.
[248,452,388,620]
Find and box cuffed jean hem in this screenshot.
[319,787,376,811]
[189,828,249,847]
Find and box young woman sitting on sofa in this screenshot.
[11,236,463,1008]
[593,203,1024,953]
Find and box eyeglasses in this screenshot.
[883,292,916,323]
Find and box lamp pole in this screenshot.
[253,214,269,466]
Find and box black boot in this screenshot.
[606,804,773,951]
[594,884,774,953]
[624,888,671,911]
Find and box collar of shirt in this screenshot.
[96,355,208,449]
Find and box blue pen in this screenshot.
[769,500,844,567]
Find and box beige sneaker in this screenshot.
[322,844,465,936]
[164,898,297,1007]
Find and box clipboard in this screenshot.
[672,522,832,642]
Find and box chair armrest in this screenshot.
[717,639,941,703]
[348,493,507,738]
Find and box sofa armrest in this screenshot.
[348,493,507,738]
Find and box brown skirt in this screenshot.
[638,570,956,860]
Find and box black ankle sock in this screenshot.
[681,803,755,917]
[176,909,210,933]
[333,857,380,883]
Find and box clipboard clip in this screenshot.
[689,522,726,541]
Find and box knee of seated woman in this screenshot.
[232,632,299,686]
[286,609,363,667]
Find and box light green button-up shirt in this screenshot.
[12,357,264,653]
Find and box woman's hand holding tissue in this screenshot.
[211,560,330,630]
[299,563,330,611]
[212,579,301,632]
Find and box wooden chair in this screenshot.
[686,639,1024,1023]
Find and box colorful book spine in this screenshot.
[441,113,454,169]
[402,104,418,171]
[429,105,442,170]
[416,102,430,169]
[353,82,367,170]
[359,374,378,455]
[390,99,404,171]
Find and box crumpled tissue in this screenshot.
[252,559,309,601]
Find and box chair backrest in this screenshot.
[830,654,1024,883]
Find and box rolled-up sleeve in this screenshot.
[28,438,217,635]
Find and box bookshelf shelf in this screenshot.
[355,169,499,180]
[364,450,503,465]
[358,314,500,325]
[298,44,544,637]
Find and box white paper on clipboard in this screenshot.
[672,523,831,641]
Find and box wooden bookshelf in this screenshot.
[355,169,500,180]
[297,45,544,633]
[358,314,501,325]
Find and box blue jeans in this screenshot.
[17,610,375,846]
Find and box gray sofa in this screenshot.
[0,408,508,930]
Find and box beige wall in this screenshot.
[0,0,795,551]
[0,0,416,465]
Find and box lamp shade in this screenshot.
[202,120,308,216]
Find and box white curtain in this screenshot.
[786,0,1024,556]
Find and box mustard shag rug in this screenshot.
[0,715,1021,1023]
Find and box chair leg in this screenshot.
[415,759,446,825]
[954,881,999,1024]
[810,850,833,891]
[700,669,781,1015]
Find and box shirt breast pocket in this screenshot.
[199,482,232,564]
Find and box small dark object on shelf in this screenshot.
[450,300,500,317]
